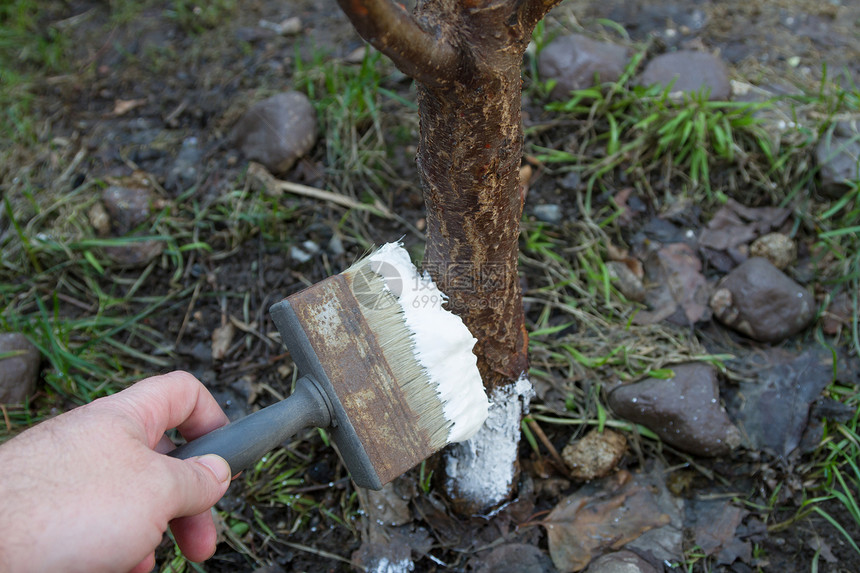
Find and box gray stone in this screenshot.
[233,91,317,173]
[533,203,563,224]
[710,257,815,343]
[586,550,659,573]
[103,240,164,267]
[102,185,153,235]
[559,170,582,191]
[258,16,301,36]
[290,240,320,263]
[638,51,731,100]
[0,333,40,404]
[608,362,741,457]
[165,136,203,192]
[727,348,834,457]
[815,120,860,199]
[327,234,345,257]
[538,34,629,100]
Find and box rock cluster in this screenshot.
[538,36,730,100]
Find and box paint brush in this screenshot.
[169,242,489,489]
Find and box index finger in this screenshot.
[107,371,229,448]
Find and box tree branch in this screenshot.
[337,0,460,86]
[518,0,564,32]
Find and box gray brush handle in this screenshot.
[168,376,333,475]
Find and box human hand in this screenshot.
[0,371,232,573]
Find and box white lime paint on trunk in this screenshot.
[444,373,534,509]
[367,242,489,443]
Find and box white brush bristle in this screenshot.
[349,242,489,445]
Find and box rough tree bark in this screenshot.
[337,0,562,510]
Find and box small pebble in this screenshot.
[534,204,563,224]
[562,428,627,481]
[749,233,796,270]
[0,333,40,404]
[290,240,320,263]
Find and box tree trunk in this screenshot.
[416,35,527,391]
[337,0,561,511]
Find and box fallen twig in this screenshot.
[527,417,569,474]
[248,162,393,219]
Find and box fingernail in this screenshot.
[196,454,232,484]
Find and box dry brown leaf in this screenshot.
[699,198,791,251]
[822,291,853,335]
[113,98,147,116]
[211,322,236,361]
[412,493,467,548]
[542,470,671,572]
[634,243,710,325]
[364,482,412,527]
[605,242,628,262]
[606,242,644,282]
[612,188,637,225]
[693,500,750,565]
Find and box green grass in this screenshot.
[802,78,860,356]
[522,40,860,564]
[804,409,860,556]
[0,0,68,143]
[293,45,413,206]
[520,210,733,453]
[762,413,860,560]
[0,169,313,439]
[165,0,237,34]
[527,49,860,353]
[2,6,859,570]
[0,1,67,73]
[807,74,860,356]
[815,184,860,355]
[533,53,775,202]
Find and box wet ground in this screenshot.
[3,0,860,571]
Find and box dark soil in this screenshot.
[3,0,860,572]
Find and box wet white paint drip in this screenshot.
[445,374,534,507]
[368,242,489,443]
[370,557,415,573]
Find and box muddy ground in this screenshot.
[2,0,860,572]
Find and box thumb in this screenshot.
[169,454,232,517]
